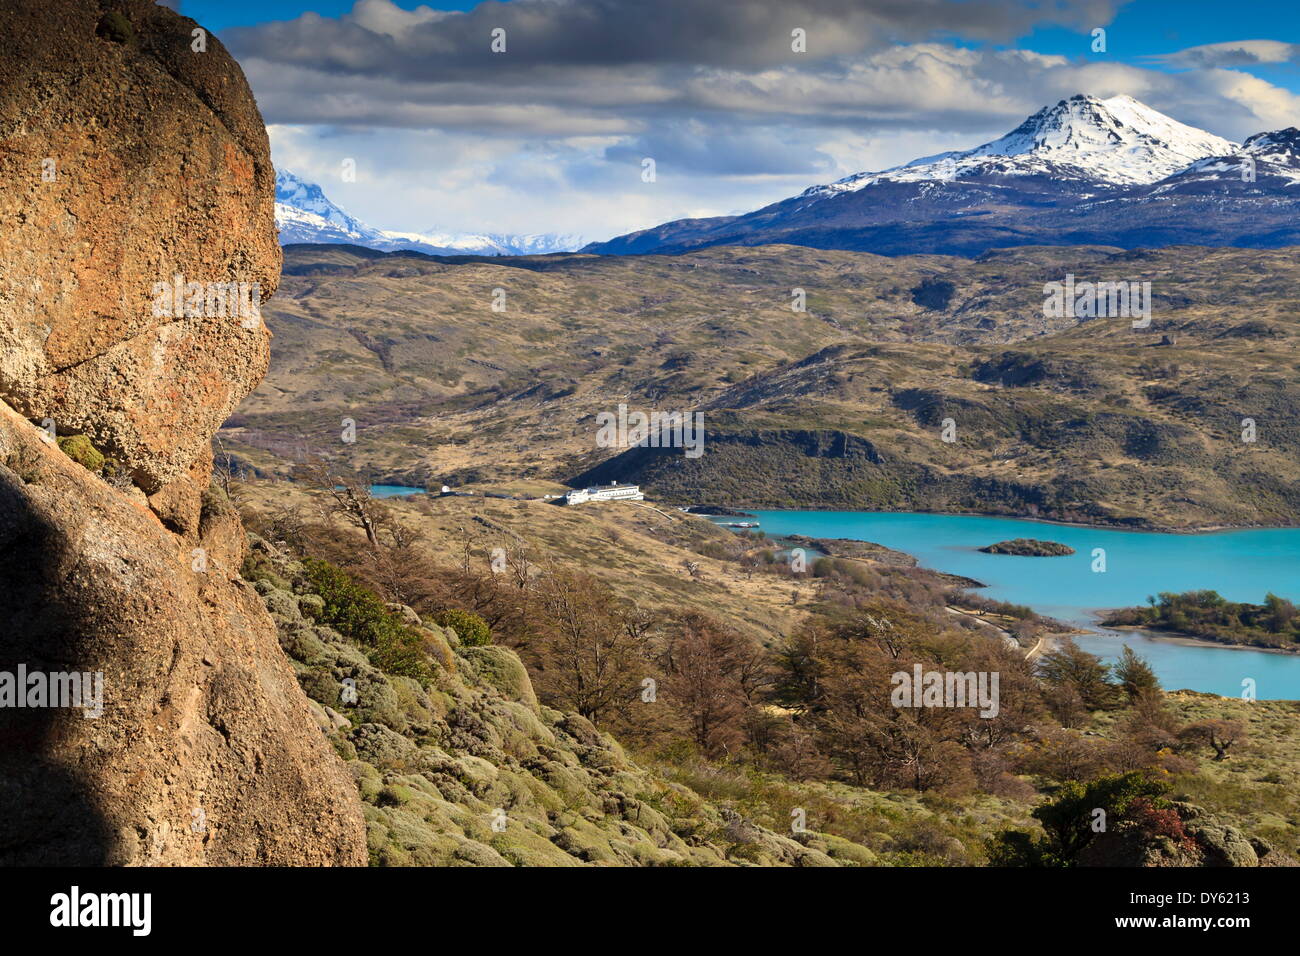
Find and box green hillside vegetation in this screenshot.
[234,481,1300,866]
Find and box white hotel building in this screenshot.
[563,483,645,505]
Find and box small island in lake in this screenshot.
[979,538,1075,556]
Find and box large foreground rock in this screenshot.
[0,0,279,492]
[0,0,365,864]
[0,406,365,864]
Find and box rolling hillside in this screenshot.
[222,242,1300,529]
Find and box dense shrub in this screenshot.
[987,772,1173,866]
[434,608,492,647]
[95,11,134,43]
[910,277,957,310]
[302,558,436,681]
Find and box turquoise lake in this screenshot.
[369,485,427,498]
[725,511,1300,700]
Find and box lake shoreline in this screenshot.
[694,503,1296,536]
[1100,623,1300,657]
[709,506,1300,699]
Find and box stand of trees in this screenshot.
[1104,590,1300,649]
[241,490,1253,860]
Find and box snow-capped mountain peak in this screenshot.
[411,228,587,257]
[583,94,1300,257]
[805,93,1238,198]
[970,94,1237,180]
[1243,127,1300,165]
[1165,126,1300,188]
[275,169,379,241]
[273,169,582,256]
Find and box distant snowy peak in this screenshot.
[273,169,582,256]
[275,203,377,246]
[584,97,1300,257]
[1244,127,1300,165]
[805,94,1238,198]
[1169,127,1300,188]
[977,94,1237,179]
[275,169,378,240]
[405,229,587,257]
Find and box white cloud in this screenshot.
[1154,40,1300,68]
[346,0,445,37]
[241,3,1300,240]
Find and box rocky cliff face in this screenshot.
[0,0,278,495]
[0,0,365,864]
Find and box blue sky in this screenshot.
[185,0,1300,94]
[1019,1,1300,93]
[176,0,478,31]
[185,0,1300,240]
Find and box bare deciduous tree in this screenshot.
[531,570,648,726]
[299,457,386,549]
[1179,719,1246,761]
